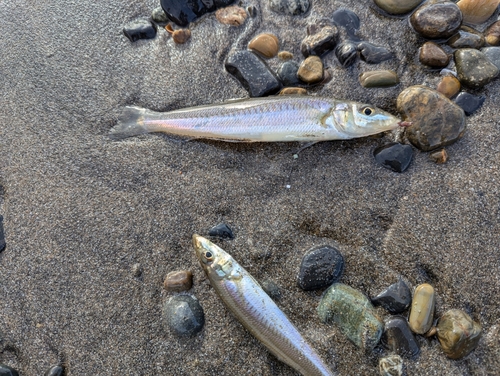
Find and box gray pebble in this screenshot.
[163,295,205,337]
[261,279,281,300]
[269,0,310,15]
[44,365,63,376]
[151,7,170,24]
[481,47,500,71]
[277,61,301,86]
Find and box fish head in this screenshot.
[193,234,239,281]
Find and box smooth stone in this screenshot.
[215,5,247,26]
[306,18,335,36]
[261,279,281,300]
[163,295,205,336]
[485,21,500,46]
[397,85,466,151]
[372,278,411,314]
[277,61,301,86]
[382,316,420,358]
[332,9,360,37]
[481,46,500,70]
[335,41,358,67]
[164,270,193,292]
[410,0,462,39]
[297,56,323,84]
[160,0,234,26]
[374,0,423,15]
[437,309,482,359]
[225,51,281,97]
[248,33,279,58]
[269,0,310,15]
[408,283,435,334]
[454,49,499,89]
[0,215,5,251]
[457,0,499,25]
[359,70,399,88]
[447,28,485,49]
[318,283,383,350]
[0,365,19,376]
[172,29,191,44]
[429,149,448,164]
[297,245,344,291]
[437,76,461,98]
[280,87,307,95]
[301,26,339,57]
[454,92,486,115]
[44,366,63,376]
[379,355,403,376]
[208,223,234,239]
[123,20,157,42]
[419,42,450,68]
[152,7,170,24]
[357,42,392,64]
[278,51,294,60]
[373,143,413,173]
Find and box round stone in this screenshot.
[397,85,466,151]
[208,223,234,239]
[215,6,248,26]
[164,270,193,292]
[457,0,499,25]
[454,92,486,115]
[269,0,310,15]
[419,42,450,68]
[372,278,412,314]
[331,9,360,37]
[429,149,448,164]
[373,143,413,173]
[437,76,461,98]
[382,316,420,358]
[248,33,280,58]
[44,366,63,376]
[437,309,482,359]
[374,0,423,15]
[297,245,344,290]
[379,355,403,376]
[410,0,462,39]
[455,49,499,89]
[172,29,191,44]
[335,41,358,67]
[278,51,294,60]
[0,365,19,376]
[297,56,323,84]
[277,61,301,86]
[279,87,307,95]
[447,28,485,49]
[408,283,435,334]
[359,70,399,88]
[163,295,205,337]
[485,21,500,46]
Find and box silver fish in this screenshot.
[110,96,401,142]
[193,234,334,376]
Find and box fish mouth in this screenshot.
[192,234,206,259]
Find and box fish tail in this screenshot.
[109,106,152,140]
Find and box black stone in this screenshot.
[261,279,281,300]
[0,215,5,251]
[123,20,157,42]
[335,41,358,67]
[163,295,205,337]
[454,92,485,116]
[0,365,19,376]
[357,41,392,64]
[44,366,63,376]
[372,278,411,314]
[277,61,301,86]
[161,0,234,26]
[297,245,344,290]
[373,143,413,173]
[301,26,338,57]
[332,9,360,37]
[382,316,420,358]
[208,223,234,239]
[225,51,281,97]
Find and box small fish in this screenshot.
[193,234,334,376]
[110,96,402,142]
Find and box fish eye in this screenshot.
[362,107,374,116]
[204,251,214,261]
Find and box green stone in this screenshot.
[359,70,399,88]
[318,283,383,350]
[437,309,482,359]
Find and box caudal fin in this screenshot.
[109,106,149,140]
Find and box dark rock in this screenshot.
[437,309,482,359]
[332,9,360,37]
[357,42,392,64]
[269,0,310,15]
[455,49,499,89]
[382,316,420,358]
[261,279,281,300]
[164,270,193,292]
[301,26,338,57]
[0,215,5,251]
[374,0,423,15]
[481,47,500,71]
[359,70,399,88]
[397,85,466,151]
[297,245,344,290]
[447,28,484,49]
[335,41,358,67]
[44,365,63,376]
[419,42,450,68]
[225,51,281,97]
[161,0,234,26]
[373,143,413,173]
[163,295,205,336]
[0,365,19,376]
[123,20,157,42]
[454,92,485,115]
[429,149,448,164]
[410,0,462,39]
[372,278,411,313]
[208,223,234,239]
[152,7,170,24]
[277,61,301,86]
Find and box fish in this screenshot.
[110,95,402,142]
[193,234,334,376]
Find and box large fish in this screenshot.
[110,96,402,142]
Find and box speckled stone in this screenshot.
[208,223,234,239]
[359,70,399,88]
[410,0,462,39]
[332,9,360,37]
[277,61,301,86]
[335,41,358,67]
[455,49,499,89]
[485,21,500,46]
[419,42,450,68]
[152,7,170,24]
[457,0,499,24]
[357,42,392,64]
[0,365,19,376]
[397,86,466,151]
[318,283,383,350]
[301,26,338,57]
[0,215,5,251]
[382,316,420,358]
[481,46,500,70]
[163,295,205,337]
[454,92,486,115]
[408,283,435,334]
[248,33,280,58]
[379,355,403,376]
[297,56,323,84]
[161,0,234,26]
[373,143,413,173]
[374,0,423,15]
[297,245,344,290]
[164,270,193,292]
[437,75,461,98]
[437,309,482,359]
[123,20,157,42]
[261,279,281,300]
[269,0,310,15]
[44,365,63,376]
[215,6,248,26]
[279,87,307,95]
[447,28,485,49]
[172,28,191,44]
[429,149,448,164]
[372,278,411,314]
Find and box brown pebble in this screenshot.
[297,56,323,84]
[248,33,279,58]
[437,309,482,359]
[485,21,500,46]
[429,149,448,164]
[172,29,191,44]
[426,327,438,337]
[419,42,450,68]
[279,87,307,95]
[437,76,460,98]
[278,51,294,60]
[164,270,193,292]
[215,6,248,26]
[457,0,499,24]
[165,23,175,34]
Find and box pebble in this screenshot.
[436,309,482,359]
[0,365,19,376]
[301,26,339,57]
[164,270,193,292]
[280,87,307,95]
[359,70,399,88]
[408,283,435,334]
[297,245,344,291]
[261,279,281,300]
[372,278,411,314]
[277,61,301,86]
[382,316,420,358]
[215,6,248,26]
[248,33,280,58]
[437,75,461,98]
[161,0,234,26]
[335,41,358,67]
[318,283,383,350]
[225,51,281,97]
[0,215,5,251]
[373,143,413,173]
[331,9,360,37]
[208,223,234,239]
[151,7,170,24]
[357,42,392,64]
[297,56,323,84]
[429,149,448,164]
[131,263,143,277]
[163,295,205,336]
[374,0,423,15]
[410,0,462,39]
[172,29,191,44]
[454,49,499,89]
[481,46,500,70]
[454,92,486,115]
[269,0,311,15]
[123,20,157,42]
[397,85,466,151]
[278,51,294,60]
[44,366,63,376]
[379,355,403,376]
[447,28,485,49]
[419,42,450,68]
[485,21,500,46]
[457,0,499,25]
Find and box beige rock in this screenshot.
[172,29,191,44]
[408,283,435,334]
[278,51,294,60]
[215,6,247,26]
[164,270,193,292]
[248,33,279,58]
[457,0,500,24]
[279,87,307,95]
[297,56,323,84]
